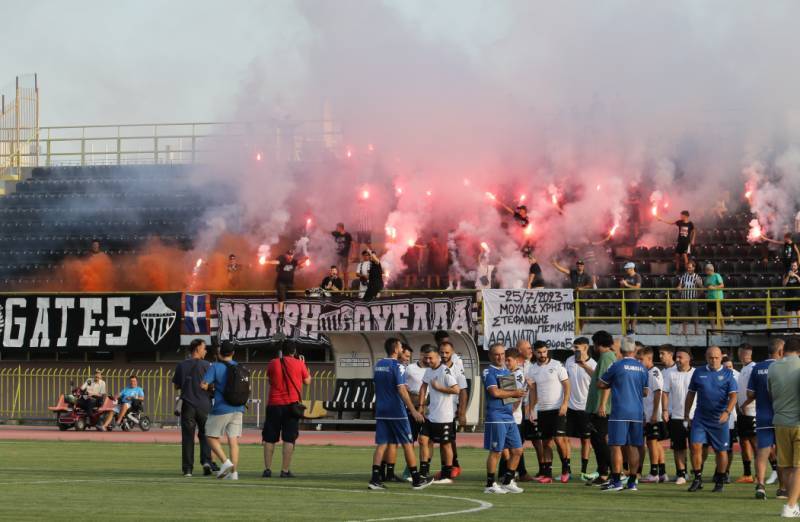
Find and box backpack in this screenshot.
[222,361,251,406]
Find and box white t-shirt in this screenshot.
[511,367,527,425]
[643,366,664,421]
[81,379,107,396]
[729,368,740,429]
[738,362,756,416]
[526,359,568,411]
[662,366,696,420]
[521,359,533,408]
[422,364,458,423]
[405,362,426,394]
[565,355,597,411]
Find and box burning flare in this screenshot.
[747,218,763,242]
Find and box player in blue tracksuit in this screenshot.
[369,338,432,491]
[597,338,649,492]
[482,343,527,494]
[744,339,784,499]
[685,346,738,493]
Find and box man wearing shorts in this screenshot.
[744,338,784,499]
[483,343,526,494]
[598,337,649,492]
[368,338,432,491]
[736,344,757,484]
[417,345,460,483]
[201,342,245,480]
[527,341,571,483]
[685,346,737,493]
[662,346,695,484]
[638,345,667,483]
[564,337,597,481]
[768,336,800,518]
[262,343,311,478]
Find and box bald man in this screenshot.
[685,346,738,493]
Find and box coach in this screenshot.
[768,336,800,518]
[173,339,213,477]
[685,346,737,493]
[262,342,311,478]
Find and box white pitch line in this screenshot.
[0,478,494,520]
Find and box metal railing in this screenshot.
[575,287,800,334]
[0,366,336,424]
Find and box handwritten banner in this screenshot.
[482,289,575,350]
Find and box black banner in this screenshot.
[215,294,475,345]
[0,293,181,351]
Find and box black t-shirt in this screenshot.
[368,261,384,289]
[321,276,344,291]
[172,358,212,414]
[513,212,530,227]
[674,220,694,244]
[569,269,592,289]
[332,231,353,257]
[529,262,545,287]
[276,255,299,285]
[782,242,798,263]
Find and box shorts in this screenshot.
[705,301,721,316]
[776,426,800,468]
[676,241,691,255]
[113,401,133,414]
[262,405,300,444]
[407,411,422,443]
[276,282,292,302]
[206,412,243,439]
[757,427,776,450]
[729,428,739,445]
[608,420,644,447]
[521,419,541,441]
[420,420,453,443]
[645,421,668,441]
[484,422,522,452]
[450,420,458,443]
[537,409,568,439]
[566,408,592,439]
[375,418,414,445]
[737,415,757,439]
[678,302,699,318]
[625,301,639,318]
[669,419,691,451]
[690,420,730,452]
[787,300,800,313]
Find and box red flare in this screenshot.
[255,152,262,161]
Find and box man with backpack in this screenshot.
[173,339,214,477]
[262,342,311,478]
[201,341,250,480]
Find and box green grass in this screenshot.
[0,440,787,521]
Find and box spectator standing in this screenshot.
[360,249,384,301]
[620,262,642,334]
[676,261,704,335]
[783,261,800,328]
[584,330,618,485]
[173,339,213,477]
[527,254,545,289]
[703,263,725,328]
[426,233,449,289]
[762,233,800,274]
[262,343,311,478]
[321,266,344,292]
[767,336,800,518]
[332,223,353,288]
[201,342,246,480]
[227,254,241,289]
[267,249,308,323]
[662,346,696,484]
[401,243,422,289]
[552,259,593,332]
[656,210,696,272]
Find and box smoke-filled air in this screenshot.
[36,0,800,291]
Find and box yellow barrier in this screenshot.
[575,287,800,335]
[0,367,335,423]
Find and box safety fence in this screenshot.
[0,366,336,424]
[575,287,800,334]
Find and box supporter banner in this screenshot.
[0,293,181,351]
[482,289,575,350]
[215,294,475,345]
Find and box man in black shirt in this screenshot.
[527,254,545,288]
[321,266,344,292]
[552,259,593,331]
[513,205,530,228]
[173,339,214,477]
[332,223,353,288]
[361,249,384,301]
[657,211,695,272]
[762,232,800,273]
[267,249,308,318]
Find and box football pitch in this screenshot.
[1,439,786,521]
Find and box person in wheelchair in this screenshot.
[77,371,107,416]
[102,375,144,430]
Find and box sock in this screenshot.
[743,460,752,476]
[385,463,396,479]
[544,462,553,477]
[693,470,702,480]
[410,466,421,484]
[498,457,508,476]
[658,463,666,476]
[371,465,382,483]
[581,458,589,474]
[726,451,733,474]
[486,472,496,488]
[502,469,516,485]
[627,474,636,486]
[561,457,571,474]
[420,460,430,477]
[518,454,527,476]
[677,468,686,478]
[611,472,621,483]
[623,461,629,473]
[536,462,543,476]
[650,464,658,476]
[713,472,723,485]
[441,466,452,479]
[770,458,778,471]
[380,462,387,481]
